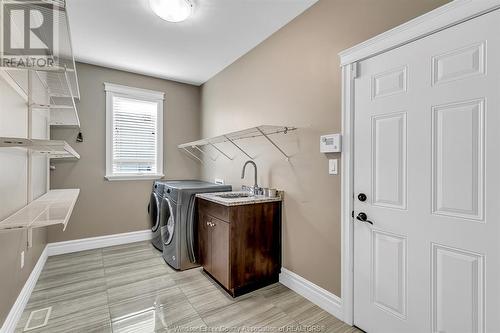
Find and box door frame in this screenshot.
[338,0,500,325]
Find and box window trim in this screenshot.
[104,83,165,181]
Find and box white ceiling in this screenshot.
[67,0,318,86]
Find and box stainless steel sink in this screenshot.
[216,192,254,199]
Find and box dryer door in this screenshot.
[149,192,160,232]
[161,198,175,245]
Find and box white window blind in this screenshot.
[112,96,158,174]
[105,83,164,181]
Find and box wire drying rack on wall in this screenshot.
[178,125,297,163]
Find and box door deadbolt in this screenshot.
[358,193,367,202]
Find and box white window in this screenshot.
[105,83,164,181]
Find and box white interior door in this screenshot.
[353,9,500,333]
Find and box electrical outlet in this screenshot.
[329,159,338,175]
[21,251,25,269]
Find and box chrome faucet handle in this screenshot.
[254,186,263,195]
[241,185,262,195]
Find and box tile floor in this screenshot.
[16,241,360,333]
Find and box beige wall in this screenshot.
[0,74,49,325]
[49,63,201,242]
[200,0,450,296]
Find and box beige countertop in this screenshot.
[196,191,282,206]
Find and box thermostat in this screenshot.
[320,134,342,153]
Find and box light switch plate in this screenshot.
[329,159,338,175]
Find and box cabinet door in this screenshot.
[211,218,230,289]
[198,213,212,273]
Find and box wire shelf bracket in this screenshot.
[255,126,292,160]
[208,142,234,161]
[193,145,217,161]
[223,135,255,160]
[181,147,205,165]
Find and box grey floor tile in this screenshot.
[104,255,173,276]
[170,268,223,298]
[102,245,162,268]
[41,257,104,275]
[35,267,105,291]
[110,286,206,333]
[207,301,292,331]
[107,275,176,306]
[186,284,238,317]
[104,257,174,289]
[102,240,156,255]
[43,249,102,269]
[15,243,360,333]
[295,305,348,332]
[26,277,107,310]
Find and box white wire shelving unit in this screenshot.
[178,125,297,163]
[0,0,81,245]
[0,0,81,128]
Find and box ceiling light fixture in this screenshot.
[149,0,193,23]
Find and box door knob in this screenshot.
[358,193,367,202]
[356,212,373,225]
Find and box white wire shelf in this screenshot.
[0,189,80,231]
[0,0,81,127]
[0,137,80,160]
[178,125,297,161]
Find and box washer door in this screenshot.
[161,198,175,245]
[149,192,160,232]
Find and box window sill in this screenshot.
[105,174,164,181]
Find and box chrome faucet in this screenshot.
[241,161,260,195]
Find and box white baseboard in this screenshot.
[1,246,48,333]
[47,229,152,256]
[279,268,344,322]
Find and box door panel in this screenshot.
[198,212,211,273]
[371,230,407,320]
[354,8,500,333]
[371,65,408,100]
[431,243,484,333]
[371,112,407,209]
[431,41,486,85]
[431,99,485,221]
[211,218,229,289]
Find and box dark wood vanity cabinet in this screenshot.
[197,198,282,297]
